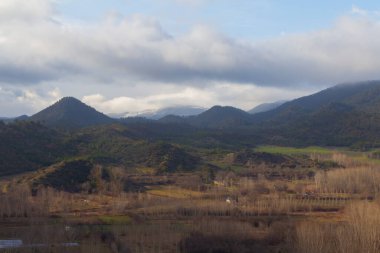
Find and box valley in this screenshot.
[3,1,380,251]
[2,81,380,252]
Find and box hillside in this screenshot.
[0,122,209,177]
[248,101,286,114]
[35,160,95,192]
[252,81,380,147]
[30,97,114,129]
[224,149,338,170]
[0,121,65,176]
[58,123,205,172]
[253,81,380,122]
[145,143,201,173]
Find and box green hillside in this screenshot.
[0,121,65,176]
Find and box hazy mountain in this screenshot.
[108,110,156,119]
[0,115,28,123]
[146,106,206,120]
[14,115,29,121]
[30,97,114,129]
[111,106,206,120]
[248,100,286,114]
[0,117,10,123]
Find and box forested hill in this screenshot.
[29,97,114,129]
[247,81,380,147]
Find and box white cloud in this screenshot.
[351,5,368,16]
[81,82,311,115]
[83,94,152,113]
[133,0,208,6]
[2,6,380,87]
[351,4,380,17]
[1,0,380,115]
[0,85,61,116]
[0,0,55,22]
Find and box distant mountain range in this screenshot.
[158,106,252,128]
[2,80,380,147]
[110,106,206,120]
[0,115,29,123]
[157,80,380,147]
[110,101,284,120]
[3,80,380,178]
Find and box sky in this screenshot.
[1,0,380,116]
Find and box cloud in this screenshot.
[82,82,311,115]
[2,0,380,115]
[2,2,380,89]
[82,86,216,114]
[128,0,208,6]
[351,4,380,17]
[0,85,61,116]
[83,94,152,113]
[351,5,368,16]
[0,0,57,24]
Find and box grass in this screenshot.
[255,146,380,165]
[255,146,334,155]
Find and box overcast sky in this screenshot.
[1,0,380,116]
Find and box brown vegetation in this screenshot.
[315,166,380,196]
[293,201,380,253]
[1,153,380,253]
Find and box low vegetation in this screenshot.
[1,148,380,252]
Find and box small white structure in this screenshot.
[226,197,232,204]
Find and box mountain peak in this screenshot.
[190,105,252,128]
[59,96,82,103]
[30,97,114,129]
[204,105,249,115]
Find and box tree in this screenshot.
[88,165,105,193]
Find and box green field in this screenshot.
[255,145,334,155]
